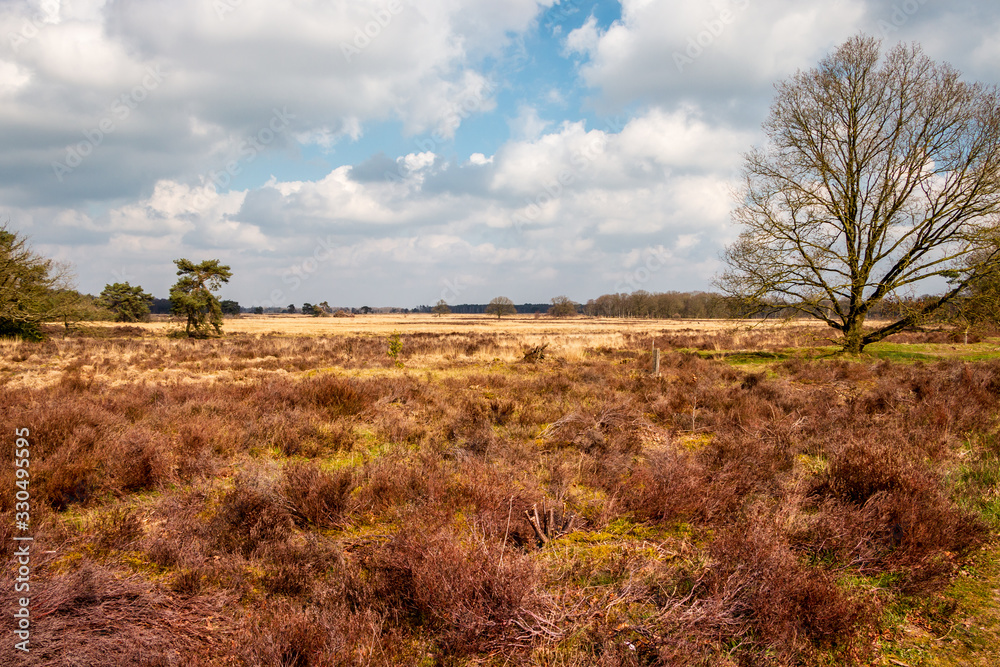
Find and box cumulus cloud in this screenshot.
[0,0,551,207]
[7,100,747,305]
[507,104,551,140]
[1,0,998,306]
[569,1,870,118]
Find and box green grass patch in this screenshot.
[877,542,1000,667]
[684,340,1000,366]
[863,342,1000,363]
[949,447,1000,531]
[695,349,793,364]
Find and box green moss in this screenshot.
[877,543,1000,666]
[950,446,1000,530]
[698,350,793,364]
[120,550,168,577]
[863,342,1000,363]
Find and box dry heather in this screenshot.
[1,324,998,666]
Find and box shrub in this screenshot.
[113,428,169,492]
[367,520,537,655]
[39,448,101,510]
[259,537,340,598]
[210,475,292,558]
[702,514,875,663]
[239,606,330,667]
[810,441,913,507]
[303,374,378,416]
[281,461,354,528]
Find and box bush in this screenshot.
[210,475,292,558]
[367,520,537,654]
[702,514,874,663]
[281,461,353,528]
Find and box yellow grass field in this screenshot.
[1,315,835,391]
[89,313,820,336]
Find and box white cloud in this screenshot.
[5,0,1000,306]
[8,102,749,304]
[507,104,551,140]
[571,0,870,118]
[564,14,599,56]
[0,0,551,206]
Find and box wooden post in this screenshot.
[652,348,660,375]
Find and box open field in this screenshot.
[2,318,999,666]
[82,313,830,336]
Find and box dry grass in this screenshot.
[82,313,784,336]
[1,319,998,666]
[0,316,835,391]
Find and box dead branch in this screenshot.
[524,501,575,546]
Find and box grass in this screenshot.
[863,341,1000,363]
[2,317,999,665]
[877,541,1000,667]
[696,341,1000,367]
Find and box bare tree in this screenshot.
[485,296,516,319]
[548,295,577,317]
[432,299,451,316]
[945,235,1000,336]
[718,35,1000,353]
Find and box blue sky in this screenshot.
[2,0,999,308]
[242,1,624,193]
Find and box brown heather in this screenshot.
[0,320,997,665]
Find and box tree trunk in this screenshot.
[842,318,866,354]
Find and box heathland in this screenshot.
[1,315,999,666]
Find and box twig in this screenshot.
[498,495,514,572]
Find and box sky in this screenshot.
[2,0,1000,308]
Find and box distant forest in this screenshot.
[144,290,934,321]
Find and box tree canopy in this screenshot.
[485,296,516,319]
[0,223,75,340]
[97,282,153,322]
[220,299,241,316]
[169,258,232,337]
[718,35,1000,352]
[944,235,1000,332]
[548,295,577,317]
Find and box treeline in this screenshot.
[279,293,736,318]
[413,303,551,315]
[580,291,730,319]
